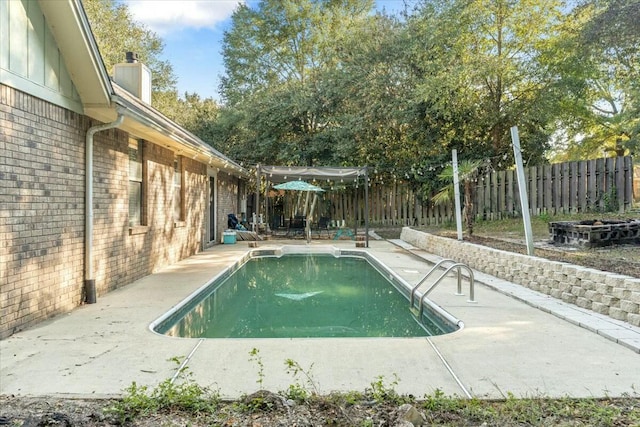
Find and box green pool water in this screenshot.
[156,254,456,338]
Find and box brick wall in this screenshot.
[90,134,209,293]
[216,172,240,241]
[400,227,640,327]
[1,84,87,339]
[0,84,222,339]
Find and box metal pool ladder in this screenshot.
[409,259,476,320]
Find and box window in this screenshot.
[128,139,143,227]
[173,156,184,221]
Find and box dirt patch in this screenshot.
[0,394,399,427]
[2,394,639,426]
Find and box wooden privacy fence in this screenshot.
[320,182,453,227]
[316,156,634,228]
[474,156,634,219]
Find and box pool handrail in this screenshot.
[409,259,457,307]
[410,260,476,319]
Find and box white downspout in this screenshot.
[85,114,125,303]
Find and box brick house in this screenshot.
[0,0,250,339]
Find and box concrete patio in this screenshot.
[1,239,639,400]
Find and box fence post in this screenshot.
[511,126,535,256]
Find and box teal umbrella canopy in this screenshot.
[273,181,325,192]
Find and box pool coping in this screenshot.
[389,239,640,354]
[150,245,463,339]
[1,239,639,400]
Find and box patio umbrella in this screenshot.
[273,181,325,192]
[273,181,325,242]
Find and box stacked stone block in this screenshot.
[401,227,640,327]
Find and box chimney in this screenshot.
[113,52,152,105]
[126,51,138,63]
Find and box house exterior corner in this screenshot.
[0,0,249,339]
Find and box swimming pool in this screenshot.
[151,246,461,338]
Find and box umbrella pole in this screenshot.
[255,167,260,234]
[307,194,318,243]
[296,192,303,215]
[304,191,311,217]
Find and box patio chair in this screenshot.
[314,216,331,238]
[286,215,306,237]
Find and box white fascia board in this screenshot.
[38,0,112,107]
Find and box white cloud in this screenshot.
[125,1,244,34]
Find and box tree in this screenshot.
[220,0,376,167]
[405,0,565,166]
[83,0,227,143]
[549,0,640,160]
[83,0,182,115]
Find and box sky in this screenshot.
[123,0,411,102]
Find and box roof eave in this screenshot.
[38,0,112,108]
[39,0,248,179]
[111,87,248,177]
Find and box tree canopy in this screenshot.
[216,0,593,197]
[84,0,640,202]
[83,0,222,143]
[549,0,640,160]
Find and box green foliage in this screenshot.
[216,0,575,190]
[249,347,265,389]
[423,388,454,411]
[432,158,483,235]
[418,391,640,426]
[364,374,408,404]
[220,0,378,167]
[106,381,155,423]
[282,358,319,402]
[105,373,219,424]
[84,0,640,181]
[538,211,551,223]
[432,159,483,205]
[546,0,640,161]
[403,0,561,166]
[283,383,309,404]
[103,361,639,425]
[336,390,365,406]
[82,0,226,133]
[602,186,619,213]
[235,391,279,414]
[82,0,177,94]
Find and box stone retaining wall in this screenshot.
[400,227,640,327]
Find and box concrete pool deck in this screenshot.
[1,239,639,400]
